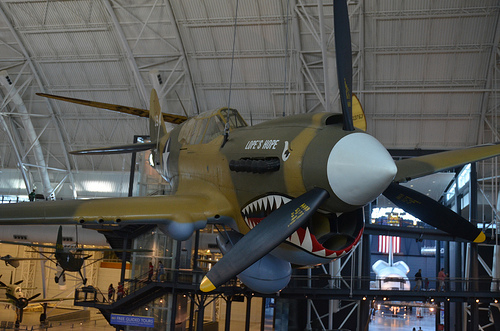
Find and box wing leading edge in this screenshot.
[394,143,500,183]
[0,192,236,241]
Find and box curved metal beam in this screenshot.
[0,3,76,199]
[0,72,54,198]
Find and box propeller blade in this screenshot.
[14,280,23,285]
[383,183,485,243]
[200,188,330,292]
[27,293,41,302]
[6,293,17,302]
[334,0,354,131]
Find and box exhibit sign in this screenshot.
[110,313,154,327]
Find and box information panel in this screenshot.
[110,313,154,327]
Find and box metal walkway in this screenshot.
[74,269,499,326]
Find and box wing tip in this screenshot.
[473,231,486,243]
[200,276,216,292]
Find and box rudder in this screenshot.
[149,89,167,144]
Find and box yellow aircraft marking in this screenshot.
[474,232,486,243]
[289,203,311,227]
[200,276,216,292]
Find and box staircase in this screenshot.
[74,270,201,323]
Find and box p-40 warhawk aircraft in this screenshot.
[0,0,496,293]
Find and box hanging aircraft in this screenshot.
[0,226,151,285]
[0,0,496,294]
[0,255,45,268]
[0,275,69,326]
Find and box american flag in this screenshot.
[378,235,400,254]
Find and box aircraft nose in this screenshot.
[327,133,397,206]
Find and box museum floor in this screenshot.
[0,308,114,330]
[0,304,436,330]
[370,310,436,331]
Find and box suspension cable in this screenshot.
[222,0,240,147]
[282,0,291,117]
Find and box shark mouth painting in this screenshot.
[241,194,362,259]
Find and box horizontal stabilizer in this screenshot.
[70,142,157,155]
[37,93,187,125]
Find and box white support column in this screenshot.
[491,245,500,292]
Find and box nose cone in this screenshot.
[327,133,397,206]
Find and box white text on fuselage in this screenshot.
[245,139,280,150]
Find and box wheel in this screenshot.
[83,278,87,285]
[55,276,59,284]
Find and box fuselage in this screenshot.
[6,286,28,308]
[55,250,85,272]
[155,109,397,265]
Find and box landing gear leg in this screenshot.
[15,307,22,328]
[55,270,66,284]
[79,270,87,285]
[40,303,47,325]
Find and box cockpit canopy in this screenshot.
[178,107,247,145]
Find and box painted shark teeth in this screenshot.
[242,194,291,217]
[241,194,360,259]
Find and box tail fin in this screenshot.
[56,226,63,253]
[148,90,170,173]
[149,89,167,145]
